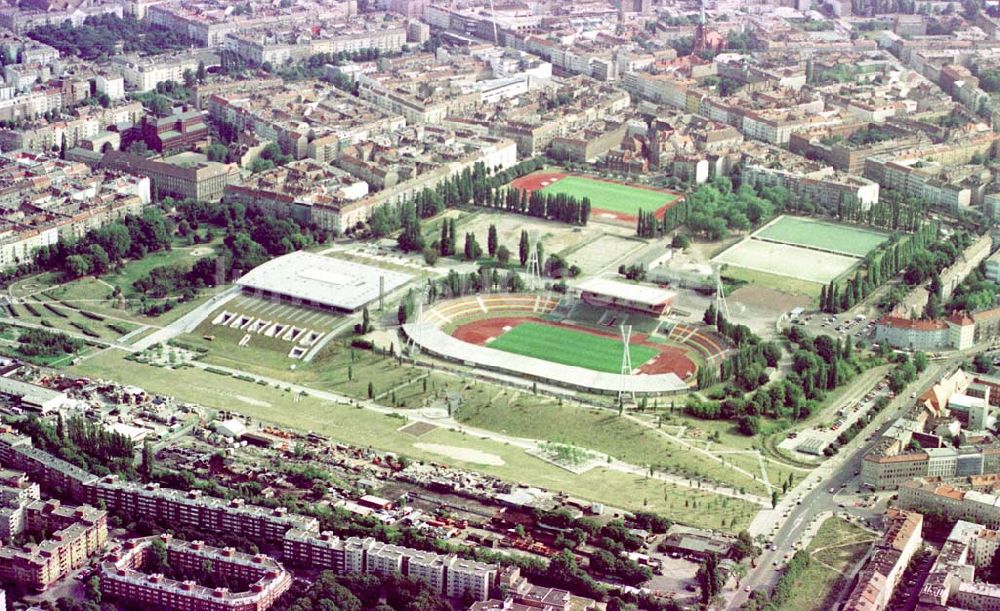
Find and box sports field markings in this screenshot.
[487,322,658,374]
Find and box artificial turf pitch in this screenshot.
[754,216,888,257]
[538,176,677,216]
[486,322,658,373]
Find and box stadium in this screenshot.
[402,279,732,396]
[509,172,682,223]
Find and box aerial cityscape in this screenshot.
[0,0,997,609]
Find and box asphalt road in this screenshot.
[725,358,956,609]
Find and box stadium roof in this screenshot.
[402,323,687,394]
[236,251,413,312]
[575,278,676,307]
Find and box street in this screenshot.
[725,358,956,609]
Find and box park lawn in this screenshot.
[68,349,759,531]
[775,517,876,611]
[539,176,677,215]
[456,396,769,496]
[487,322,658,374]
[756,216,888,257]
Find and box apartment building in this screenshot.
[100,535,291,611]
[113,52,205,93]
[920,520,1000,610]
[843,508,923,611]
[87,476,319,544]
[899,477,1000,529]
[0,499,107,591]
[101,151,238,201]
[0,468,39,542]
[743,163,880,210]
[282,531,497,601]
[862,452,929,490]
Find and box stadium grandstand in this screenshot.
[574,278,676,317]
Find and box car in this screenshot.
[744,585,752,592]
[829,488,836,493]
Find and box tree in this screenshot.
[205,142,227,162]
[361,306,371,333]
[914,351,929,373]
[496,245,511,266]
[367,382,374,399]
[196,60,206,83]
[671,234,691,249]
[974,353,992,374]
[182,68,195,87]
[487,224,498,257]
[696,552,723,604]
[65,254,92,278]
[519,229,529,266]
[463,232,481,261]
[139,441,155,481]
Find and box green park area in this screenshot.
[755,216,888,257]
[539,176,678,216]
[68,349,761,532]
[486,322,658,373]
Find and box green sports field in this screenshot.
[754,216,888,257]
[540,176,678,216]
[487,322,658,373]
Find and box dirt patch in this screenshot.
[451,316,696,380]
[399,421,438,437]
[413,443,505,466]
[730,286,810,315]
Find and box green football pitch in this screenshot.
[754,216,888,257]
[487,322,658,373]
[539,176,678,215]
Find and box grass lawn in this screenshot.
[456,397,769,496]
[68,349,759,531]
[487,322,658,374]
[775,517,876,611]
[755,216,888,257]
[540,176,678,215]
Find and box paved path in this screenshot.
[132,286,241,350]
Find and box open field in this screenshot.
[565,233,644,274]
[715,239,857,285]
[455,397,769,496]
[511,173,681,221]
[755,216,888,257]
[448,211,616,259]
[68,350,758,531]
[775,517,876,611]
[484,322,658,374]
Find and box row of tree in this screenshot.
[819,221,946,313]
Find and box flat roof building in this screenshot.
[235,251,413,313]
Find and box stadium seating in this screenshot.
[665,323,731,363]
[421,294,558,324]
